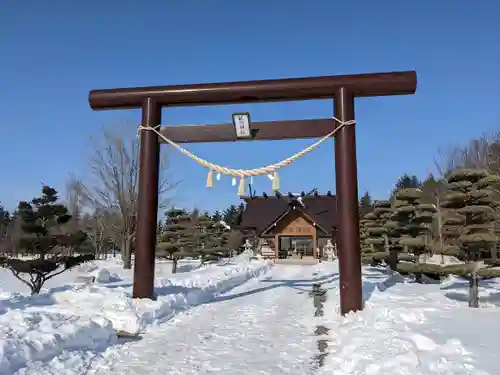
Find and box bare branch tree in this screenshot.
[60,177,89,256]
[435,132,500,177]
[70,121,176,269]
[80,210,110,259]
[65,177,85,217]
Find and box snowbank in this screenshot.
[310,265,497,374]
[0,310,115,374]
[93,268,122,283]
[419,254,462,265]
[6,251,272,336]
[52,250,271,334]
[76,261,99,274]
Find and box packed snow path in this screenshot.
[87,264,335,375]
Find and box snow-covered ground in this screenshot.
[0,256,188,293]
[0,255,499,374]
[0,252,271,374]
[319,268,499,374]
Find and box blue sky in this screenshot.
[1,0,499,213]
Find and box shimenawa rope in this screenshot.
[138,117,355,196]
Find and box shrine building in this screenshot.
[239,193,337,260]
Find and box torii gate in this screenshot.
[88,71,417,316]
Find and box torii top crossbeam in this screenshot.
[89,71,416,109]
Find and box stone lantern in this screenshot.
[243,239,253,253]
[323,240,336,261]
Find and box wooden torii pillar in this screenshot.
[88,71,417,316]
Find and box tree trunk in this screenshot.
[95,237,105,260]
[383,234,389,253]
[414,261,422,283]
[172,257,178,274]
[468,249,480,308]
[414,249,422,284]
[30,276,44,295]
[388,250,398,272]
[491,223,497,261]
[468,272,479,308]
[415,271,422,283]
[384,234,399,272]
[436,197,445,264]
[122,237,132,269]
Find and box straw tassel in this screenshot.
[237,176,246,196]
[206,169,213,188]
[272,170,280,191]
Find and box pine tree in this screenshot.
[420,174,446,205]
[222,205,242,227]
[193,211,212,247]
[439,169,500,307]
[0,204,11,242]
[209,221,230,249]
[212,210,223,223]
[359,191,374,218]
[435,216,464,260]
[420,174,447,259]
[156,219,163,244]
[391,174,421,200]
[0,186,92,294]
[390,188,436,282]
[157,208,196,273]
[362,201,392,266]
[360,216,380,265]
[193,211,214,263]
[195,213,231,263]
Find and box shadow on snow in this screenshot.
[444,291,500,306]
[205,273,340,304]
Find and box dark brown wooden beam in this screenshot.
[159,118,336,144]
[334,87,363,315]
[89,70,416,110]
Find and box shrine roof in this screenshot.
[240,195,337,236]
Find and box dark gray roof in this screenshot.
[240,195,337,235]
